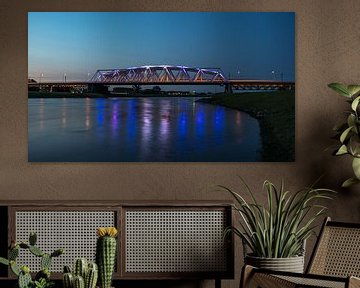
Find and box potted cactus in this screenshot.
[96,227,118,288]
[0,232,64,288]
[62,258,98,288]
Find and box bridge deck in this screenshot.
[28,80,294,86]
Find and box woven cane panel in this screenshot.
[125,210,227,273]
[276,275,345,288]
[310,226,360,277]
[15,211,115,272]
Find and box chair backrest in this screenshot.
[307,217,360,277]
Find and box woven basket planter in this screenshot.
[245,254,305,273]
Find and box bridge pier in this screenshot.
[224,83,233,94]
[88,83,109,94]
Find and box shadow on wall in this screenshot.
[298,105,360,267]
[302,107,360,214]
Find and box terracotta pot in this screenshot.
[245,254,304,273]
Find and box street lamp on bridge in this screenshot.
[229,70,241,80]
[271,70,284,82]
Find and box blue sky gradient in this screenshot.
[28,12,295,82]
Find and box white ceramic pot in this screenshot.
[245,254,305,273]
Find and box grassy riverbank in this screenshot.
[198,91,295,161]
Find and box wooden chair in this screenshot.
[241,217,360,288]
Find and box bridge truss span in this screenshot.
[89,65,227,84]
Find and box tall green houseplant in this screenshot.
[221,179,334,260]
[329,83,360,187]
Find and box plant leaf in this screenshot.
[347,114,356,128]
[350,135,360,156]
[352,157,360,179]
[328,83,351,97]
[340,126,353,143]
[342,177,360,188]
[336,145,348,155]
[0,257,9,266]
[351,96,360,111]
[10,261,20,276]
[347,85,360,97]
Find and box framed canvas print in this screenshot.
[28,12,295,162]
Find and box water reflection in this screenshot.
[178,112,187,138]
[140,100,153,158]
[126,99,137,141]
[28,97,261,162]
[160,100,171,142]
[111,100,120,138]
[214,107,225,145]
[96,99,105,125]
[39,98,44,129]
[236,111,241,126]
[195,107,205,138]
[85,98,91,129]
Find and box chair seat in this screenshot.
[242,265,360,288]
[276,274,346,288]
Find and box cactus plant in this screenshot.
[73,275,85,288]
[10,260,21,276]
[63,272,74,288]
[29,246,44,257]
[41,253,52,270]
[19,268,32,288]
[0,232,63,288]
[9,246,19,260]
[74,258,88,279]
[63,259,98,288]
[85,262,98,288]
[29,232,37,246]
[96,227,118,288]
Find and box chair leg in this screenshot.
[215,278,221,288]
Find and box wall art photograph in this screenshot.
[28,12,295,162]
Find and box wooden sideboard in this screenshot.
[0,201,234,288]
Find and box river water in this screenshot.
[28,97,261,162]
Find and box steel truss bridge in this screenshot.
[91,65,227,83]
[28,65,295,92]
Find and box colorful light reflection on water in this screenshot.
[28,97,261,162]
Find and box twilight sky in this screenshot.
[28,12,295,82]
